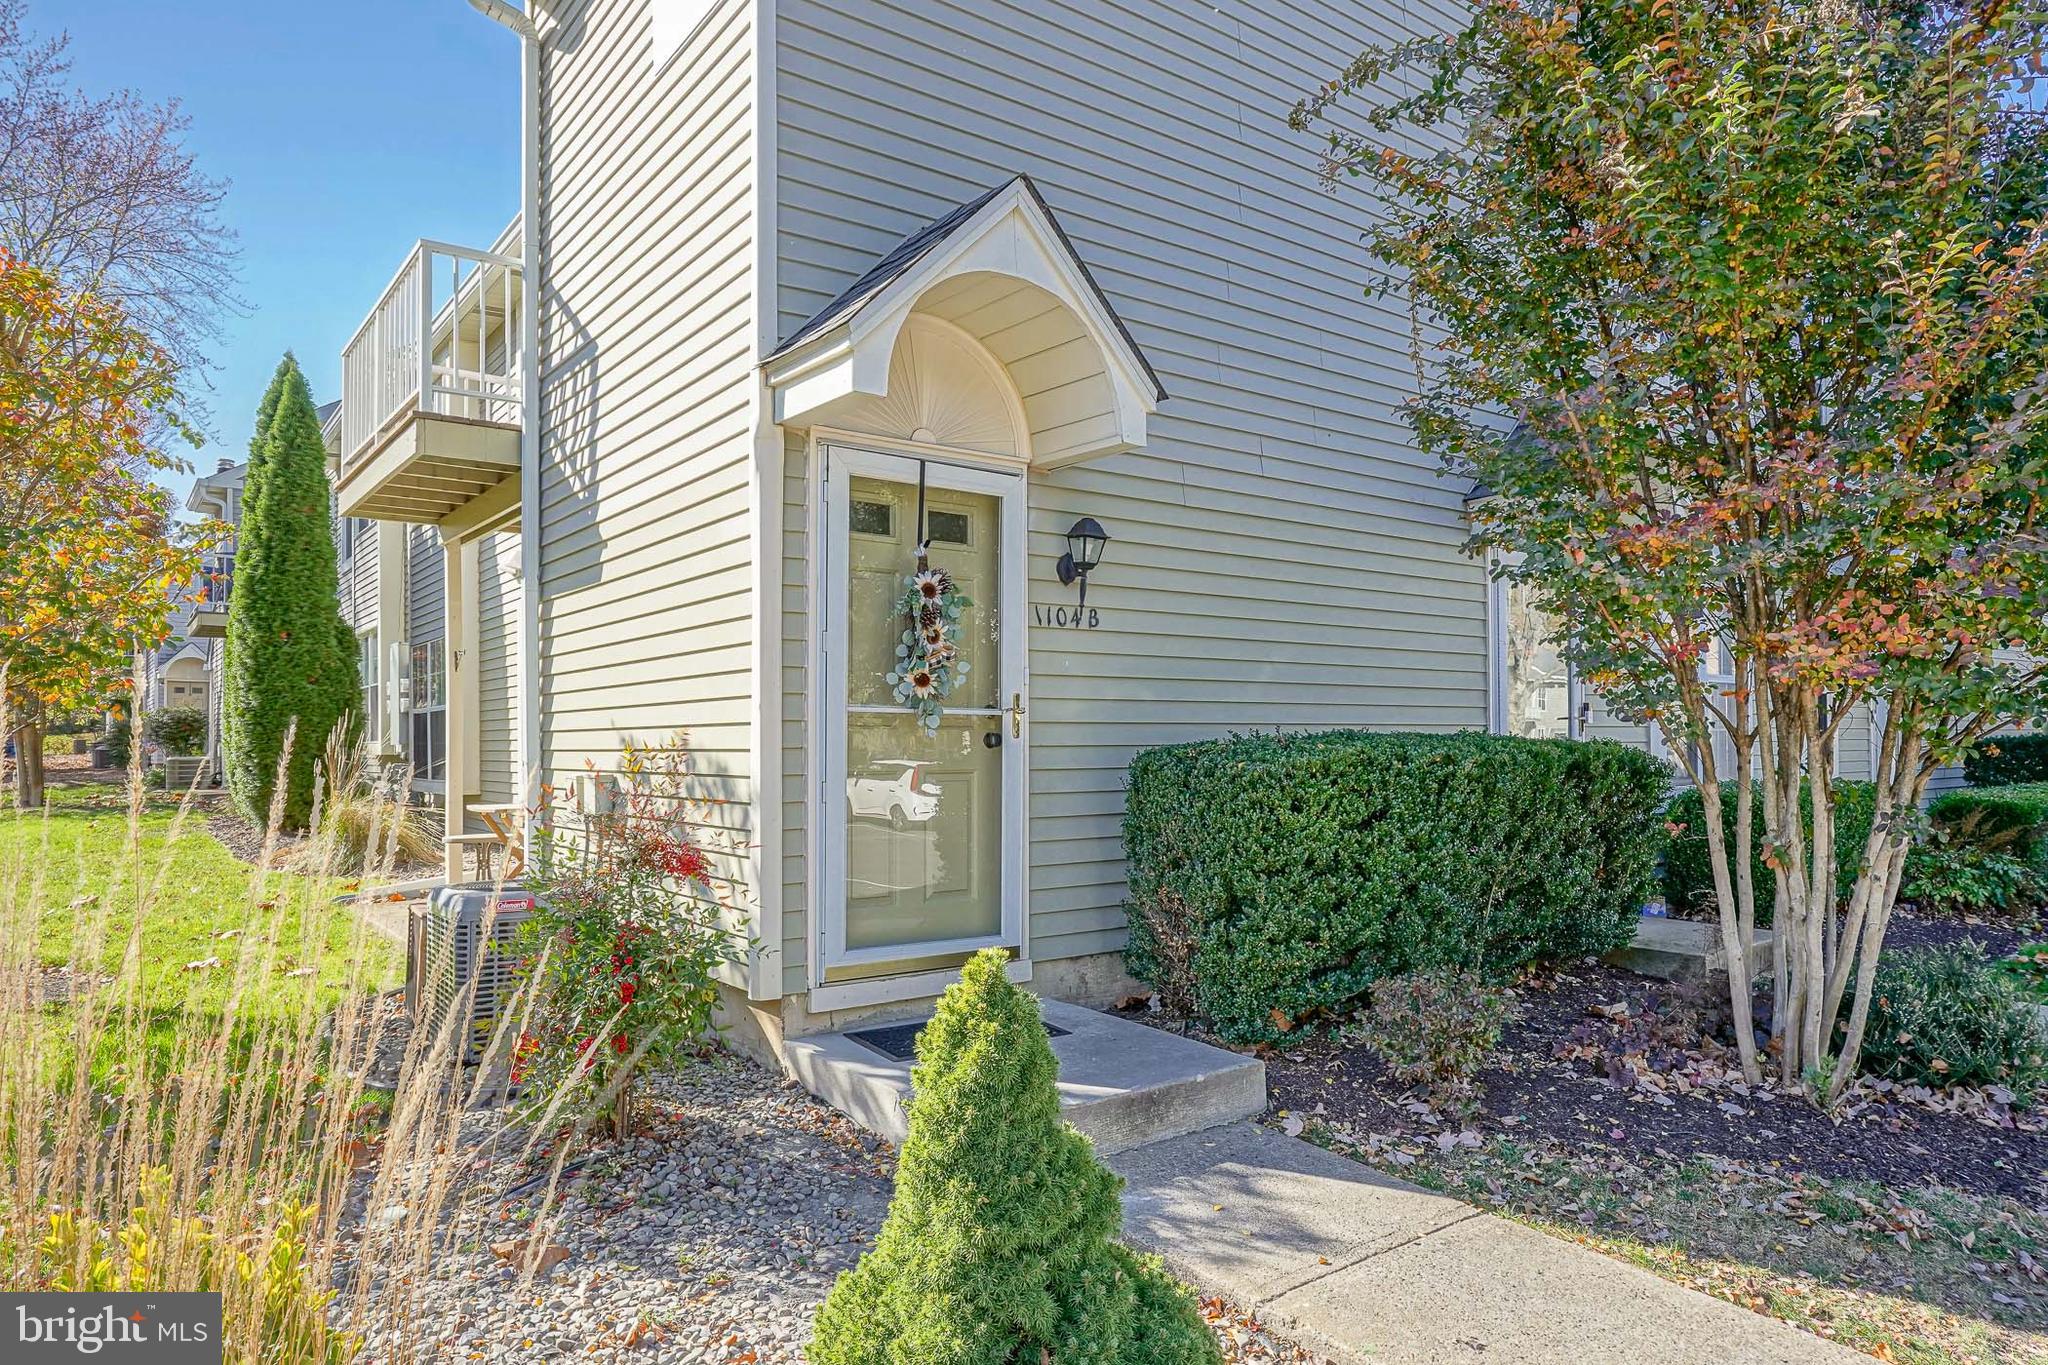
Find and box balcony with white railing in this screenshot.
[188,554,233,639]
[332,239,523,526]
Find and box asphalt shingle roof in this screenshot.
[766,174,1165,403]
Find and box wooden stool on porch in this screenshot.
[457,802,527,883]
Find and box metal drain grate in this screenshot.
[845,1018,1070,1062]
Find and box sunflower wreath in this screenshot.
[886,544,974,735]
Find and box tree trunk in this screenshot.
[1689,748,1762,1085]
[11,724,44,808]
[608,1079,633,1141]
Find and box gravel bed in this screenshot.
[344,1050,1328,1363]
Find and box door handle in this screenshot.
[1009,692,1025,738]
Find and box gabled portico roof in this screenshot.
[764,175,1166,467]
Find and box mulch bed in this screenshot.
[1261,912,2048,1207]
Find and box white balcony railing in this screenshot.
[339,240,523,474]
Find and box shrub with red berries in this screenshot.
[512,736,742,1134]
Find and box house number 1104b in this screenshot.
[1034,604,1101,629]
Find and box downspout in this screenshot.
[466,0,543,826]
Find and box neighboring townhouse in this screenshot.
[141,635,210,716]
[180,456,243,778]
[1491,575,1962,794]
[322,0,1957,1059]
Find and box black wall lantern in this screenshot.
[1056,517,1111,608]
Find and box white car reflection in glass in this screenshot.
[847,759,941,831]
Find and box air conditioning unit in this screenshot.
[407,883,535,1065]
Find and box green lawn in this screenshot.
[1,782,399,1058]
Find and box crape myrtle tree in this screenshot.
[1296,0,2048,1101]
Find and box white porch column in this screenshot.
[441,534,483,882]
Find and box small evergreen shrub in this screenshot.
[808,950,1220,1365]
[1359,970,1509,1111]
[1966,734,2048,787]
[1123,731,1666,1046]
[1661,780,1876,924]
[101,718,132,769]
[1902,837,2045,918]
[1927,785,2048,867]
[1860,942,2047,1095]
[143,704,208,756]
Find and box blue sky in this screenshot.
[53,1,520,505]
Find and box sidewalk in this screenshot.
[1111,1122,1867,1365]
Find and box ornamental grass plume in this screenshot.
[0,699,531,1362]
[807,948,1220,1365]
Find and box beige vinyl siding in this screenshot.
[1927,763,1969,795]
[406,525,445,646]
[340,519,378,634]
[536,0,758,932]
[477,528,523,807]
[774,0,1488,982]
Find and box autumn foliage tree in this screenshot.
[0,255,210,806]
[1299,1,2048,1101]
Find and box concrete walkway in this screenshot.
[1111,1122,1866,1365]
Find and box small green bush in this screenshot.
[1902,837,2045,918]
[144,705,208,757]
[1123,730,1667,1046]
[809,950,1220,1365]
[101,718,132,769]
[1965,734,2048,787]
[1359,970,1509,1111]
[1661,780,1876,925]
[1927,784,2048,867]
[1859,942,2047,1095]
[1992,944,2048,1005]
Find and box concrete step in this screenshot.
[783,999,1265,1155]
[1608,915,1775,984]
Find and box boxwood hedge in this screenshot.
[1661,781,1876,925]
[1964,735,2048,788]
[1122,730,1667,1046]
[1928,783,2048,866]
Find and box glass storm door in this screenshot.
[821,446,1026,971]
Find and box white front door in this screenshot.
[820,445,1027,972]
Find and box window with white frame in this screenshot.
[409,640,447,784]
[338,515,371,566]
[1499,578,1576,739]
[357,629,381,744]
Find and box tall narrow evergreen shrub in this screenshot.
[808,950,1219,1365]
[222,354,358,829]
[217,358,291,791]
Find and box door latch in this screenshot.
[1008,692,1025,738]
